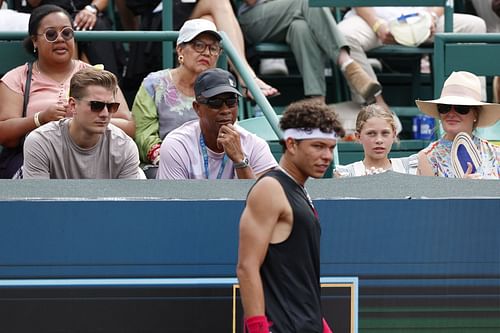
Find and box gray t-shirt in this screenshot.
[23,119,141,179]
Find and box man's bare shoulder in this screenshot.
[247,173,287,209]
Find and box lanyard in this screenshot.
[199,133,228,179]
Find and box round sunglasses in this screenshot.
[77,99,120,113]
[437,104,473,115]
[38,27,74,43]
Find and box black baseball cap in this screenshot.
[195,68,242,99]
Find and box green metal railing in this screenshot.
[0,29,283,138]
[309,0,453,32]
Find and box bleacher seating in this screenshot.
[0,9,499,331]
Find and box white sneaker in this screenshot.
[259,58,289,75]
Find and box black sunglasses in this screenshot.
[198,96,238,109]
[437,104,472,115]
[38,27,74,43]
[78,99,120,113]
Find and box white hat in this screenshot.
[415,71,500,127]
[389,11,431,47]
[177,19,221,44]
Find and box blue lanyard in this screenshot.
[199,133,228,179]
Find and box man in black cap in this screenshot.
[156,68,277,179]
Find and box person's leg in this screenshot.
[239,0,326,98]
[191,0,278,97]
[338,14,384,104]
[438,12,487,34]
[286,19,327,98]
[238,0,297,44]
[296,2,381,102]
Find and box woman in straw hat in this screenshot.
[415,71,500,179]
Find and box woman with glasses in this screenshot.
[416,71,500,179]
[0,4,134,155]
[14,0,125,81]
[131,18,223,178]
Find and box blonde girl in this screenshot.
[335,104,417,177]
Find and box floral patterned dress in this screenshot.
[421,135,500,179]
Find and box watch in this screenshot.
[234,156,249,169]
[85,4,98,14]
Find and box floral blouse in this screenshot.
[421,135,500,179]
[131,68,198,163]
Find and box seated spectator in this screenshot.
[156,68,277,180]
[416,71,500,179]
[22,67,141,179]
[338,6,486,111]
[238,0,381,104]
[15,0,125,80]
[124,0,278,99]
[335,104,417,177]
[132,18,221,178]
[0,4,134,153]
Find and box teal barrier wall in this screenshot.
[0,176,498,332]
[0,198,499,279]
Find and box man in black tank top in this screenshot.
[237,100,344,333]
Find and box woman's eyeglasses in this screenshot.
[78,99,120,113]
[198,96,238,109]
[38,27,74,43]
[190,40,222,56]
[437,104,473,115]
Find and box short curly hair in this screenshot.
[279,100,344,151]
[280,99,344,135]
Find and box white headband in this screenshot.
[283,128,338,140]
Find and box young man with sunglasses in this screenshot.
[22,67,142,179]
[156,68,277,179]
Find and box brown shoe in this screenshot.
[343,61,381,101]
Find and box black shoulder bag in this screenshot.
[0,62,33,179]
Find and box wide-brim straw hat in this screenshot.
[415,71,500,127]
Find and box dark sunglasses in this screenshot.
[437,104,472,115]
[38,27,74,43]
[198,96,238,109]
[190,39,222,56]
[78,99,120,113]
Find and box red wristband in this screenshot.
[147,143,161,165]
[244,315,270,333]
[322,317,333,333]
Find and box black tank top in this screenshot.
[257,169,322,333]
